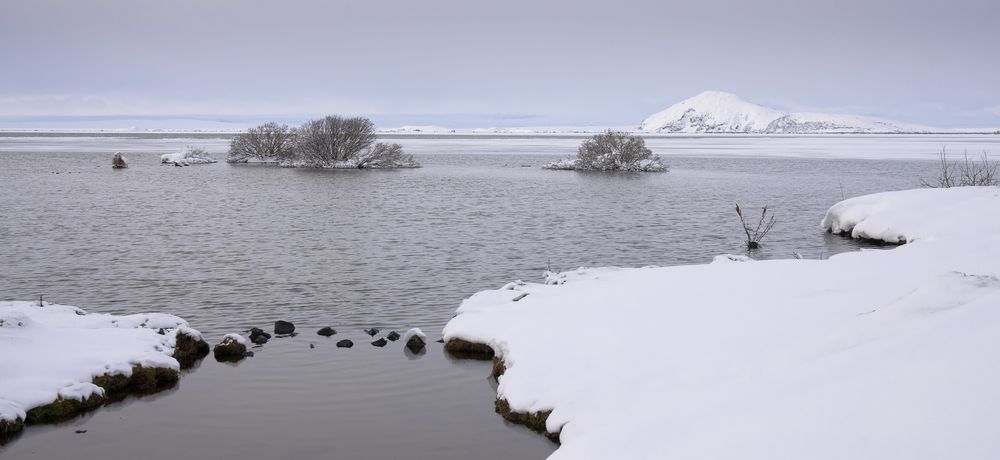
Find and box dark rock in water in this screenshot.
[371,338,388,347]
[385,331,401,341]
[213,335,248,361]
[75,430,87,434]
[436,338,445,343]
[364,328,380,336]
[157,328,166,335]
[274,320,295,335]
[245,350,255,357]
[405,335,426,353]
[317,326,336,337]
[172,329,210,368]
[249,327,271,344]
[111,153,127,169]
[309,343,315,349]
[336,339,354,348]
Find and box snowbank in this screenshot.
[160,146,218,165]
[443,187,1000,460]
[0,301,207,434]
[821,186,1000,243]
[541,157,668,172]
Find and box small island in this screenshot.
[543,130,667,172]
[228,116,420,169]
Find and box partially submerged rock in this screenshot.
[336,339,354,348]
[172,327,210,368]
[274,320,295,335]
[364,327,380,336]
[403,328,426,353]
[371,338,388,347]
[213,334,250,361]
[111,153,127,169]
[249,327,271,345]
[385,331,401,341]
[317,326,336,337]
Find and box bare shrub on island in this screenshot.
[293,116,378,167]
[356,142,419,168]
[543,130,666,172]
[229,116,419,168]
[227,122,294,163]
[920,148,998,188]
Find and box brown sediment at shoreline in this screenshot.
[445,338,561,444]
[0,331,209,444]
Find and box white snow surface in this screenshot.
[0,301,197,423]
[402,327,426,343]
[443,186,1000,460]
[221,333,249,347]
[639,91,934,134]
[160,146,218,165]
[822,186,1000,243]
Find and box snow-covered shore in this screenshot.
[0,302,208,436]
[161,147,217,165]
[443,186,1000,460]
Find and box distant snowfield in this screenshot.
[2,133,999,161]
[443,186,1000,460]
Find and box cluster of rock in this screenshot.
[211,321,427,361]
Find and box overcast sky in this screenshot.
[1,0,998,128]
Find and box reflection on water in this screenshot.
[0,138,939,459]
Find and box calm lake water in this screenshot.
[0,134,996,459]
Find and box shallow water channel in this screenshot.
[0,134,981,459]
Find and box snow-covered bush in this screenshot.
[355,142,420,169]
[293,116,378,166]
[543,130,666,172]
[227,116,420,168]
[920,148,998,188]
[161,147,217,166]
[227,122,294,163]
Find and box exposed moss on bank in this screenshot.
[448,340,561,444]
[491,357,506,379]
[444,338,495,360]
[829,230,906,246]
[26,365,181,425]
[495,397,559,443]
[2,331,209,441]
[0,418,24,439]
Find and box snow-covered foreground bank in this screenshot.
[0,302,208,435]
[443,186,1000,460]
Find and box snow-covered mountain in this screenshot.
[639,91,933,134]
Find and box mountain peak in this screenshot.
[639,92,928,134]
